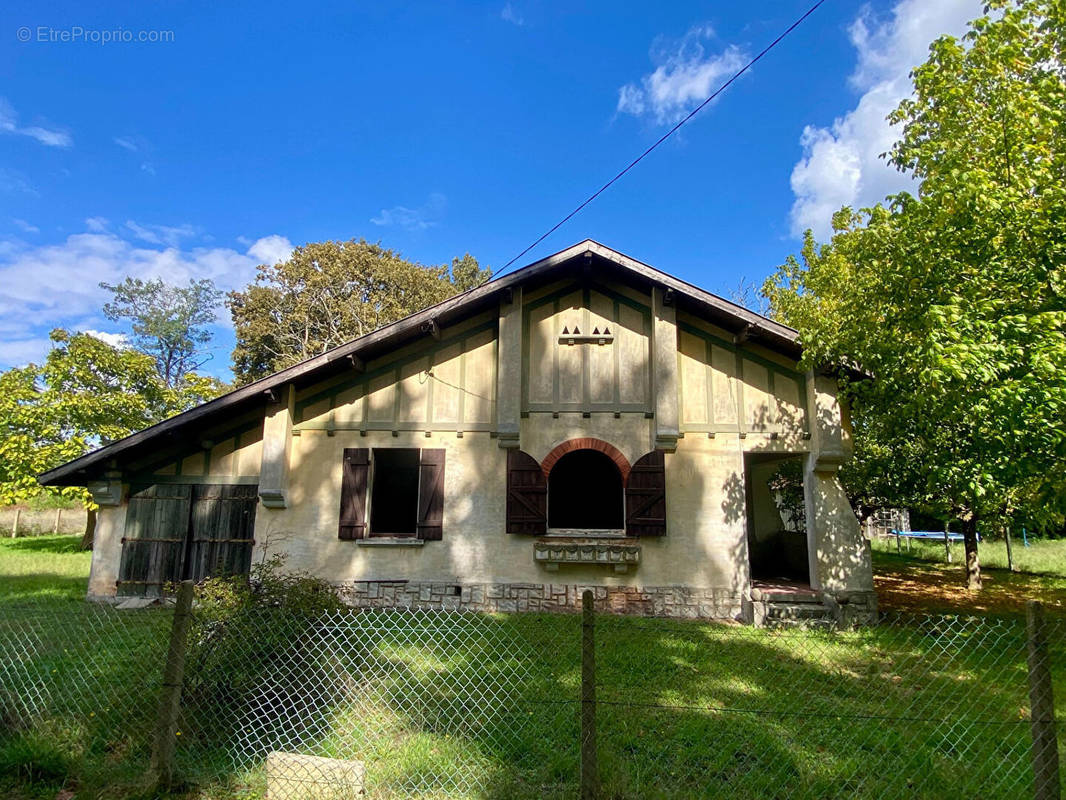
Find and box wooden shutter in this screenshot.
[339,448,370,540]
[416,449,446,541]
[506,449,547,534]
[625,450,667,536]
[117,484,193,597]
[186,484,258,581]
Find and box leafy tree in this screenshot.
[765,0,1066,590]
[0,330,226,545]
[100,276,222,387]
[228,240,491,383]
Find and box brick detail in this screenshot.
[337,580,745,620]
[540,438,631,484]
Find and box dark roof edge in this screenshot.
[39,239,801,486]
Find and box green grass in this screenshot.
[0,534,92,609]
[871,534,1066,577]
[2,536,1063,798]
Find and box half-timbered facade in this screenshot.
[40,241,876,623]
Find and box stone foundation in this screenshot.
[337,580,745,619]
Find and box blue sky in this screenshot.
[0,0,980,381]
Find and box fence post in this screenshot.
[53,508,62,534]
[11,508,20,538]
[1006,526,1015,572]
[1027,600,1060,800]
[943,522,952,564]
[150,580,195,790]
[581,589,599,800]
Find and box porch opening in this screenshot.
[745,453,809,584]
[547,449,624,530]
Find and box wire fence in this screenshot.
[1,596,1064,799]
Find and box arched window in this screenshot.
[547,449,624,530]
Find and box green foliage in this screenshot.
[765,1,1066,554]
[228,240,491,383]
[101,276,223,388]
[0,330,226,506]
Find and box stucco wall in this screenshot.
[84,273,874,620]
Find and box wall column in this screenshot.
[652,287,679,451]
[496,287,522,449]
[802,372,874,617]
[259,383,295,508]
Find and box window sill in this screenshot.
[356,538,425,548]
[544,528,626,539]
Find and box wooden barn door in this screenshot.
[117,483,259,597]
[117,484,193,597]
[185,485,258,582]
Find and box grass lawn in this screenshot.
[2,535,1064,799]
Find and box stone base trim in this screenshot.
[337,580,745,619]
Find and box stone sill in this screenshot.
[544,528,626,539]
[357,538,425,548]
[534,540,641,573]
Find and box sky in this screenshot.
[0,0,982,381]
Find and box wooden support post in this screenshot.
[581,589,599,800]
[1027,600,1060,800]
[11,508,20,538]
[1006,526,1015,572]
[895,529,901,555]
[151,580,195,790]
[943,522,952,564]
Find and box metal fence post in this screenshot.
[581,589,599,800]
[150,579,195,789]
[1027,600,1060,800]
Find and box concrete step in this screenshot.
[765,602,832,620]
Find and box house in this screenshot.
[39,240,876,624]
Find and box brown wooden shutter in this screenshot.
[339,448,370,540]
[506,449,547,534]
[117,484,193,597]
[626,450,667,536]
[416,448,446,541]
[186,484,258,581]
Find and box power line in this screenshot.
[498,0,829,274]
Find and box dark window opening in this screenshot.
[370,448,420,535]
[745,454,809,583]
[548,450,624,529]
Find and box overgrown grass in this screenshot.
[871,534,1066,576]
[2,536,1064,798]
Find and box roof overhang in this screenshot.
[39,239,803,487]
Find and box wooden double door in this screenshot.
[117,483,258,597]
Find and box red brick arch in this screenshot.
[540,438,632,485]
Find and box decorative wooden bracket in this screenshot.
[347,353,365,372]
[421,319,440,340]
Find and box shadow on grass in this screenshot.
[159,608,1046,800]
[3,536,84,556]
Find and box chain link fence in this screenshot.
[1,597,1063,799]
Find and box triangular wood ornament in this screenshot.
[592,326,600,335]
[573,326,580,335]
[603,326,610,335]
[561,326,569,335]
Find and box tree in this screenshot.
[0,330,227,546]
[100,276,222,387]
[228,240,491,383]
[765,0,1066,590]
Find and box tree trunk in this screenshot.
[79,508,97,551]
[963,517,982,591]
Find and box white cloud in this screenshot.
[247,234,293,266]
[501,3,524,26]
[12,219,39,234]
[0,223,291,368]
[124,220,199,247]
[371,192,447,231]
[788,0,981,239]
[0,168,37,196]
[81,329,128,348]
[0,98,72,148]
[617,26,747,125]
[113,136,138,152]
